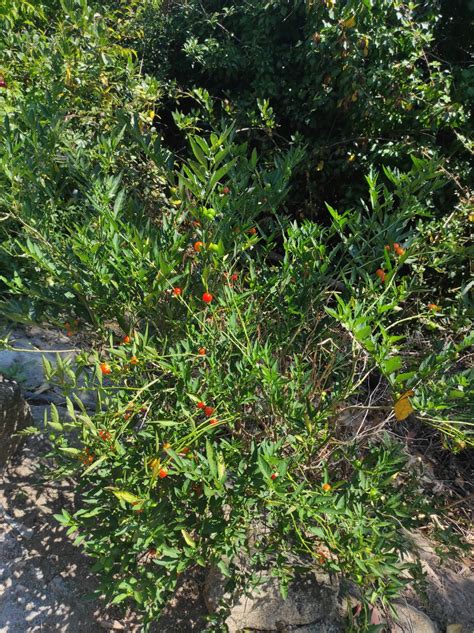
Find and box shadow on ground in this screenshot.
[0,430,208,633]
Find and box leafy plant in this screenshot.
[0,0,471,630]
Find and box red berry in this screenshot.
[222,186,230,195]
[270,473,278,480]
[231,273,238,282]
[204,406,215,417]
[198,347,206,356]
[202,292,213,304]
[173,287,182,297]
[197,401,205,409]
[158,468,168,479]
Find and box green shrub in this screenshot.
[0,0,471,630]
[40,139,471,627]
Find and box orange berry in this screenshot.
[375,269,386,282]
[209,418,218,425]
[194,241,204,252]
[198,347,206,356]
[130,355,139,365]
[100,362,112,375]
[163,442,171,449]
[248,227,257,235]
[158,468,168,479]
[122,335,131,344]
[384,244,391,251]
[393,243,400,250]
[172,287,182,297]
[428,303,440,311]
[317,551,327,565]
[395,246,405,256]
[322,483,331,492]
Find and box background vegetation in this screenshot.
[0,0,472,630]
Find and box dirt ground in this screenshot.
[0,427,208,633]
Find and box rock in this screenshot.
[284,624,343,633]
[392,604,438,633]
[204,567,343,632]
[401,531,474,630]
[0,326,96,414]
[0,377,32,468]
[446,626,463,633]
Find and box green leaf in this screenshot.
[217,452,226,483]
[382,356,402,375]
[59,447,81,456]
[107,488,142,504]
[181,529,196,548]
[208,158,238,192]
[206,439,217,478]
[111,593,131,605]
[189,136,208,167]
[82,454,108,476]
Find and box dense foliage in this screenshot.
[0,0,472,630]
[137,0,472,209]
